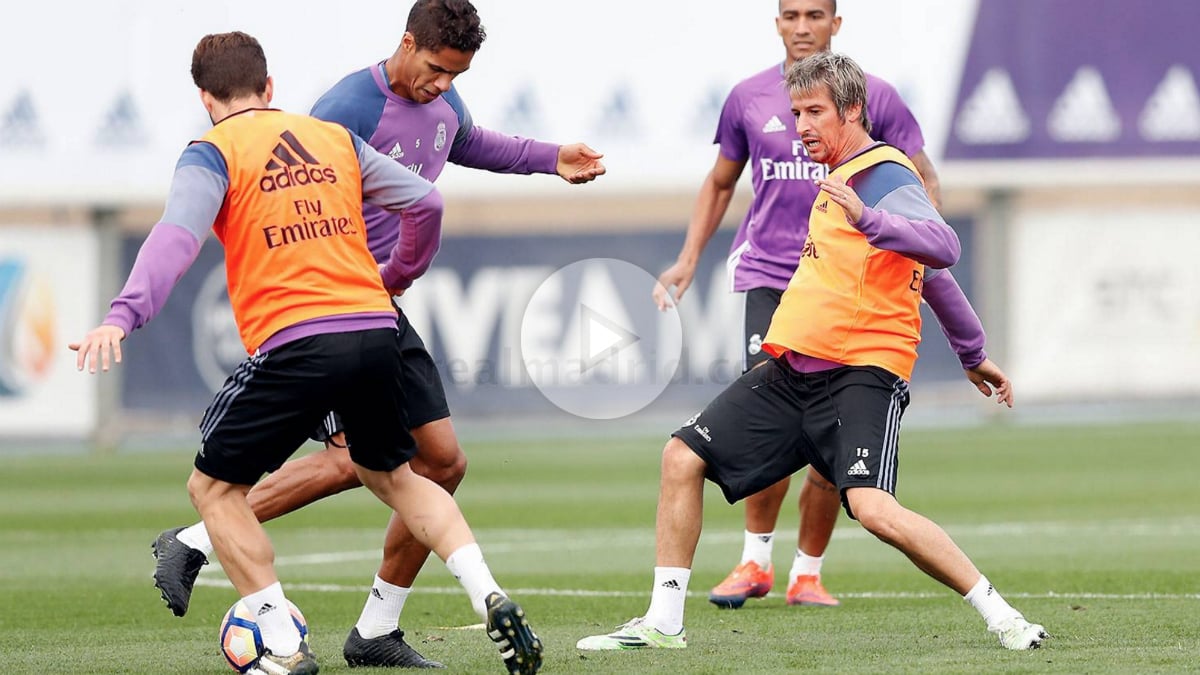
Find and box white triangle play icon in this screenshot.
[580,303,640,373]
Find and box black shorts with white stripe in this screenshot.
[671,358,909,519]
[197,329,417,485]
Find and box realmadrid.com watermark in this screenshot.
[519,258,684,420]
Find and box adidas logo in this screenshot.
[757,535,772,543]
[371,587,384,600]
[761,115,787,133]
[0,90,45,148]
[387,142,405,159]
[661,579,681,590]
[955,68,1030,144]
[1139,65,1200,141]
[1048,66,1121,142]
[95,90,147,147]
[265,130,320,169]
[257,603,276,616]
[815,200,828,213]
[846,460,870,477]
[259,131,338,192]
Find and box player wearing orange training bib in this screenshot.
[71,31,543,675]
[579,52,1047,654]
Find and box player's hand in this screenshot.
[966,358,1013,408]
[815,175,864,224]
[653,260,696,311]
[69,324,127,374]
[556,143,606,184]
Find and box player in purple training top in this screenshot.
[151,0,603,669]
[653,0,942,611]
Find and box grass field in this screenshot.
[2,421,1199,673]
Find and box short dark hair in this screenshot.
[780,0,837,14]
[191,32,268,101]
[406,0,487,52]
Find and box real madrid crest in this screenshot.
[434,121,447,151]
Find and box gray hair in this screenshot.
[785,51,871,134]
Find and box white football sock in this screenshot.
[741,530,775,568]
[789,548,824,584]
[445,543,502,621]
[355,575,411,639]
[964,575,1021,629]
[645,566,690,636]
[177,522,214,557]
[243,582,301,656]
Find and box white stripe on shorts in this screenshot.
[876,378,907,492]
[200,353,266,441]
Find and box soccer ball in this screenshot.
[218,599,309,672]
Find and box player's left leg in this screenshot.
[344,313,465,668]
[185,339,345,672]
[709,289,787,610]
[190,470,319,674]
[846,487,1048,649]
[345,417,464,669]
[575,437,703,650]
[828,367,1047,650]
[579,359,809,651]
[786,469,841,606]
[354,460,542,673]
[344,328,541,674]
[153,434,364,616]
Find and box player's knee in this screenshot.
[322,446,363,491]
[186,470,236,510]
[661,438,705,480]
[185,471,208,509]
[849,496,902,545]
[413,444,468,493]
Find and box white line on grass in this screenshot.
[228,516,1200,568]
[190,516,1199,602]
[194,577,1200,601]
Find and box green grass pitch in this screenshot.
[2,421,1198,673]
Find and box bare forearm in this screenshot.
[678,174,735,265]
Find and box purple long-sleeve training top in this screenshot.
[309,63,560,263]
[717,64,928,292]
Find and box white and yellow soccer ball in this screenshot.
[218,599,309,672]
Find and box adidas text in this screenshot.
[259,131,339,192]
[260,164,338,192]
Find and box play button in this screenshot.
[520,258,683,419]
[580,303,640,373]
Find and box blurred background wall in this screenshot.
[2,0,1197,444]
